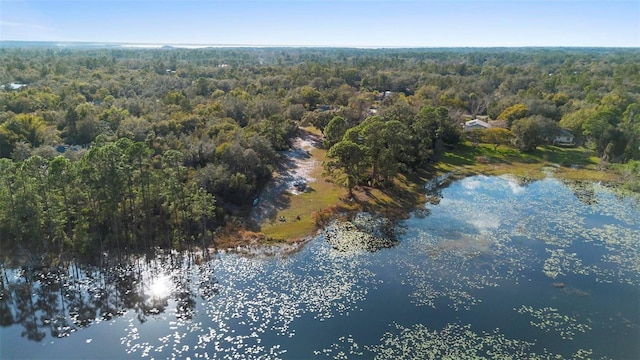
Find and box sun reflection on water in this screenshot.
[148,274,173,299]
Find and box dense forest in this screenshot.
[1,46,638,257]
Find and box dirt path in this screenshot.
[251,130,323,225]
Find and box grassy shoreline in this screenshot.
[437,142,621,182]
[221,140,631,248]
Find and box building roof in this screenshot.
[1,83,26,90]
[464,119,491,128]
[558,128,574,137]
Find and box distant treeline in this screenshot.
[0,47,638,255]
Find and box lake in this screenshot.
[1,175,639,359]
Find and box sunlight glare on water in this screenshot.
[148,274,173,299]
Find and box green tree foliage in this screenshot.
[0,114,50,157]
[560,107,595,136]
[511,116,558,152]
[322,106,459,191]
[0,159,17,240]
[482,127,513,151]
[619,104,640,161]
[260,114,295,150]
[411,106,461,163]
[323,116,348,148]
[378,100,416,123]
[465,129,484,147]
[0,140,217,255]
[582,110,616,156]
[497,103,528,126]
[47,156,77,249]
[326,140,366,197]
[303,110,336,134]
[300,86,322,111]
[357,116,410,183]
[560,97,639,161]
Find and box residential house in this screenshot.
[463,119,491,132]
[553,129,575,146]
[0,83,26,90]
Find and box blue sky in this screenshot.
[1,0,638,47]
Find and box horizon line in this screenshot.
[1,40,639,50]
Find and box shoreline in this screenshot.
[226,139,631,250]
[1,146,631,266]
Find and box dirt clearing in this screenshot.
[249,128,349,241]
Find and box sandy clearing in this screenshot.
[251,131,323,224]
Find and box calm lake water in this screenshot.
[1,175,639,359]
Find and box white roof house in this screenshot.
[0,83,26,91]
[553,129,575,146]
[463,119,491,131]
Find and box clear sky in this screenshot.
[1,0,639,47]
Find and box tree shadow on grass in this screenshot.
[442,152,477,167]
[537,146,597,166]
[352,179,427,221]
[245,185,292,232]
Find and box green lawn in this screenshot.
[443,142,597,166]
[438,142,614,181]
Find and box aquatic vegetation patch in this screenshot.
[320,323,598,359]
[314,335,363,359]
[324,213,398,252]
[588,225,640,286]
[542,249,588,279]
[515,305,592,340]
[400,245,500,311]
